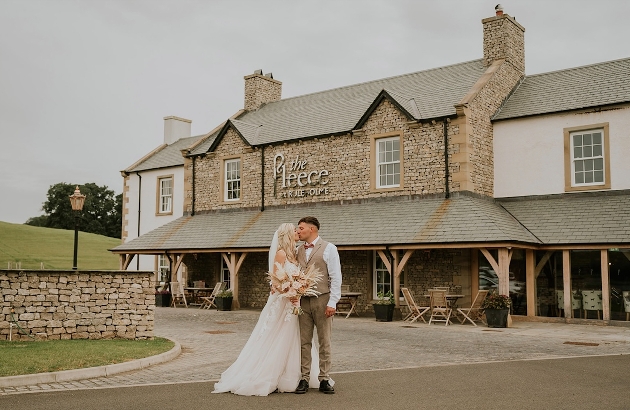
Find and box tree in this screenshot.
[25,183,122,239]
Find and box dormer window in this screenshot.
[224,158,241,201]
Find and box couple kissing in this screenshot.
[212,216,342,396]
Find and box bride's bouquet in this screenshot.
[267,262,323,315]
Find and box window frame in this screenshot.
[373,252,391,299]
[156,175,174,215]
[371,132,404,192]
[222,157,242,203]
[564,123,611,192]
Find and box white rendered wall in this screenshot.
[493,107,630,198]
[123,166,186,276]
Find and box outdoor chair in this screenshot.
[456,289,489,326]
[581,290,602,319]
[428,289,452,326]
[199,282,225,310]
[401,287,430,323]
[170,281,188,308]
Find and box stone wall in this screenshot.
[0,270,154,341]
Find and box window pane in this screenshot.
[385,151,392,162]
[592,132,602,145]
[585,172,594,183]
[584,146,592,158]
[585,159,594,171]
[575,172,584,184]
[583,133,592,146]
[574,147,582,159]
[594,158,603,171]
[379,151,385,163]
[573,135,582,146]
[593,145,602,157]
[594,171,604,182]
[575,161,583,172]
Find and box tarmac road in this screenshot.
[2,354,629,409]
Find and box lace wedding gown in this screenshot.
[212,261,328,396]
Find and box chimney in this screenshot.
[482,5,525,74]
[163,116,192,145]
[244,69,282,111]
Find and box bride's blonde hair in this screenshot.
[276,223,297,262]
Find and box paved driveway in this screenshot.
[2,307,630,395]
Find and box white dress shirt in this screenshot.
[306,236,342,309]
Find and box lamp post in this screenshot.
[69,186,86,270]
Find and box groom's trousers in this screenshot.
[299,293,332,381]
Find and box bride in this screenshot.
[212,223,330,396]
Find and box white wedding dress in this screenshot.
[212,261,328,396]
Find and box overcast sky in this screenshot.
[1,0,629,224]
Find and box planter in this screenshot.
[155,293,171,307]
[216,296,233,311]
[484,308,509,328]
[373,304,395,322]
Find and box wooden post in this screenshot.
[601,249,610,321]
[526,249,535,317]
[562,250,571,318]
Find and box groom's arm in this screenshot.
[324,244,342,310]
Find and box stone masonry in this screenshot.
[0,270,154,341]
[244,71,282,111]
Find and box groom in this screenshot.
[295,216,342,394]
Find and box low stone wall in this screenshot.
[0,270,155,341]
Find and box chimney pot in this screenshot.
[495,4,504,16]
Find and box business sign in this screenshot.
[273,153,330,198]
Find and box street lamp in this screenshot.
[69,186,86,270]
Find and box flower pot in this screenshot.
[485,308,509,328]
[374,304,395,322]
[155,293,171,307]
[216,296,233,311]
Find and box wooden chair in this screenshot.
[199,282,225,310]
[428,289,452,326]
[456,290,489,326]
[336,284,353,314]
[401,287,430,323]
[170,282,188,308]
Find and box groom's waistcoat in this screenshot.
[297,239,330,295]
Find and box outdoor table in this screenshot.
[184,287,213,305]
[336,291,362,318]
[424,294,465,321]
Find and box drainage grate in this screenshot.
[563,341,599,346]
[216,321,238,325]
[401,325,419,328]
[206,330,235,334]
[482,329,503,332]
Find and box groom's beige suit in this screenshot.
[297,237,340,382]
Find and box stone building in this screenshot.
[114,7,630,323]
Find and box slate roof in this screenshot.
[498,191,630,244]
[111,195,540,253]
[493,57,630,120]
[190,59,486,154]
[126,135,205,172]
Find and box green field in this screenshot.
[0,221,121,270]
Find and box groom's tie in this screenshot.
[304,243,314,249]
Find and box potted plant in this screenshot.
[155,283,171,307]
[215,289,233,311]
[373,290,395,322]
[481,291,512,328]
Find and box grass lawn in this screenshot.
[0,338,175,377]
[0,221,121,270]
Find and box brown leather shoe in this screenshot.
[319,379,335,394]
[294,379,309,394]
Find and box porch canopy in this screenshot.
[111,191,630,311]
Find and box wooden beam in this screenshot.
[376,250,391,274]
[172,254,185,278]
[392,251,400,308]
[121,254,135,270]
[497,248,510,296]
[396,250,414,277]
[534,251,553,278]
[479,248,499,274]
